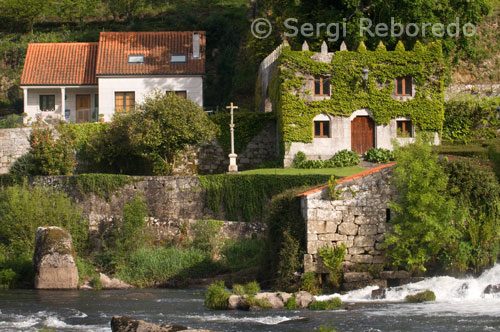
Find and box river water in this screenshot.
[1,264,500,332]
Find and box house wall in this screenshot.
[24,87,98,124]
[283,110,439,167]
[98,76,203,121]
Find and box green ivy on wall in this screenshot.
[270,41,447,146]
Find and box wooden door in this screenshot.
[351,116,375,154]
[76,94,91,123]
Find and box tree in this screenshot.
[0,0,51,32]
[385,136,459,273]
[50,0,100,25]
[103,0,150,21]
[131,91,218,174]
[86,92,218,175]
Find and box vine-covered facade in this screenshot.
[263,40,446,166]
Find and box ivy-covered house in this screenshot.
[258,40,445,166]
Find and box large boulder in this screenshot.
[228,295,249,310]
[110,316,217,332]
[254,292,285,309]
[295,291,315,308]
[484,284,500,294]
[100,273,133,290]
[33,226,79,289]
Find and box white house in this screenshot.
[20,31,205,124]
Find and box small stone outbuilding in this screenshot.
[298,164,397,288]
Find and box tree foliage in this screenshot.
[85,92,218,175]
[386,137,458,273]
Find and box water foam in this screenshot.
[317,263,500,316]
[184,314,301,325]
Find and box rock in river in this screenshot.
[32,226,79,289]
[110,316,218,332]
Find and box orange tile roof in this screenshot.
[96,31,205,76]
[296,163,396,197]
[21,42,98,86]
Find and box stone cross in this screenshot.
[226,102,239,173]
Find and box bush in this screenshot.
[309,297,342,310]
[293,150,360,169]
[364,148,394,163]
[385,137,458,273]
[0,114,23,129]
[285,294,298,310]
[189,219,223,253]
[405,290,436,303]
[231,281,261,296]
[300,272,321,295]
[245,296,271,308]
[205,281,231,310]
[85,92,218,175]
[0,185,87,288]
[318,244,346,289]
[221,238,264,272]
[20,124,76,175]
[443,96,500,143]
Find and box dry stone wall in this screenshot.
[0,121,278,175]
[0,128,31,174]
[301,165,397,277]
[32,176,266,243]
[445,84,500,100]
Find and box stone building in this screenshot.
[298,163,398,289]
[257,40,444,167]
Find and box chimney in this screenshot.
[192,32,200,59]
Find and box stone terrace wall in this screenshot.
[0,128,31,174]
[445,83,500,100]
[300,164,397,289]
[0,121,278,175]
[32,176,266,242]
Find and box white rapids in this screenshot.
[316,263,500,316]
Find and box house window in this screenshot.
[115,92,135,112]
[397,120,413,137]
[128,54,144,63]
[168,90,187,99]
[171,54,187,63]
[39,95,55,112]
[314,77,330,96]
[314,121,330,138]
[395,76,412,96]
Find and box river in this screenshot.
[1,264,500,332]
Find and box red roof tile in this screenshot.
[296,163,396,197]
[95,31,205,76]
[21,42,98,86]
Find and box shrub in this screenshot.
[189,219,223,253]
[243,281,261,295]
[205,281,231,310]
[85,92,218,175]
[385,137,458,273]
[405,290,436,303]
[245,296,271,308]
[309,297,342,310]
[91,274,102,291]
[364,148,394,163]
[285,294,298,310]
[318,244,346,288]
[0,185,87,288]
[232,284,246,295]
[300,272,321,295]
[293,150,360,169]
[0,114,23,129]
[276,231,301,291]
[221,238,264,272]
[443,96,500,143]
[23,124,76,175]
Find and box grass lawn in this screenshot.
[240,166,366,177]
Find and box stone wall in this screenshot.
[299,164,397,288]
[177,120,278,175]
[0,121,278,175]
[32,176,266,242]
[0,128,31,174]
[445,83,500,100]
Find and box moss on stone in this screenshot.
[405,290,436,303]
